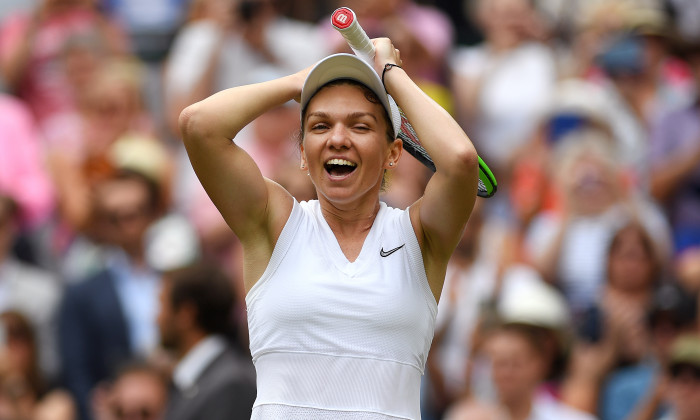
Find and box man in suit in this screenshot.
[58,169,165,420]
[158,262,256,420]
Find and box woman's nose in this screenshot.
[328,123,351,149]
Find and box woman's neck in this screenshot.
[320,198,380,237]
[607,286,651,306]
[503,394,533,420]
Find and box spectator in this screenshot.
[0,311,75,420]
[559,222,664,419]
[0,0,129,127]
[648,36,700,256]
[57,169,165,420]
[595,24,692,186]
[461,325,591,420]
[526,127,671,315]
[450,0,557,181]
[577,222,661,357]
[99,0,189,63]
[92,361,168,420]
[657,334,700,420]
[158,261,256,420]
[614,282,698,420]
[443,266,584,419]
[0,195,61,381]
[47,57,169,235]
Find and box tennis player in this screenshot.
[179,37,479,419]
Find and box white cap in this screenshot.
[300,53,401,138]
[145,214,200,272]
[498,265,570,330]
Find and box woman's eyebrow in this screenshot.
[347,112,377,122]
[306,111,378,122]
[306,111,331,121]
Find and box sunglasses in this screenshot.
[99,205,151,226]
[669,363,700,382]
[112,406,157,420]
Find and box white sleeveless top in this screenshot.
[246,199,438,420]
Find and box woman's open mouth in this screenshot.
[324,158,357,178]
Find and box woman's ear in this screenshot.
[300,144,308,170]
[384,138,404,169]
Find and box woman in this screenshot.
[179,37,479,419]
[446,322,595,420]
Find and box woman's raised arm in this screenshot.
[178,69,308,248]
[377,38,479,300]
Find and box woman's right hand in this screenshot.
[290,64,314,103]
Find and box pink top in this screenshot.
[0,95,55,227]
[0,9,127,125]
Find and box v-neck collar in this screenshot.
[313,201,386,278]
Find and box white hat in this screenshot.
[498,265,570,330]
[300,53,401,138]
[145,214,200,272]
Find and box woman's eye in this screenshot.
[311,123,328,130]
[354,125,370,131]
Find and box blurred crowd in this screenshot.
[0,0,700,419]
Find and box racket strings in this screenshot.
[397,113,495,197]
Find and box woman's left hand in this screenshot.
[372,38,402,76]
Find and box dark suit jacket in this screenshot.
[58,269,131,420]
[165,347,257,420]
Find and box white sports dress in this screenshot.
[246,199,438,420]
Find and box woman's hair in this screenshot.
[0,311,44,397]
[299,79,395,145]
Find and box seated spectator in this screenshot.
[444,266,592,420]
[577,222,661,359]
[57,169,166,420]
[47,57,169,235]
[526,127,671,316]
[450,0,557,180]
[648,36,700,257]
[92,361,168,420]
[0,311,75,420]
[611,283,698,420]
[0,0,128,127]
[560,222,665,419]
[657,334,700,420]
[158,261,256,420]
[0,195,61,381]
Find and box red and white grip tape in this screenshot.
[331,7,375,64]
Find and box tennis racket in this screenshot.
[331,7,497,198]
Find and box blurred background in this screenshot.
[1,0,700,419]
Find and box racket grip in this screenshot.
[331,7,375,66]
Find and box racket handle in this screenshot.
[331,7,375,66]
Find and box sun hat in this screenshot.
[300,53,401,139]
[669,334,700,368]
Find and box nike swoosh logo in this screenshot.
[380,244,405,257]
